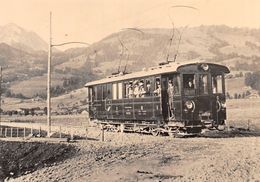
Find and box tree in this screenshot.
[245,71,260,92]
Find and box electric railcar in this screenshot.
[85,61,230,135]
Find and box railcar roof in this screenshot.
[85,61,228,86]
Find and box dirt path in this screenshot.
[7,132,259,182]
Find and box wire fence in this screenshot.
[0,124,88,139]
[0,119,108,141]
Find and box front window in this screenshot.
[183,74,196,95]
[212,75,223,94]
[199,74,209,94]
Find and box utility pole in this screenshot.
[47,12,52,136]
[0,66,2,126]
[46,12,90,137]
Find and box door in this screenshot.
[162,74,182,121]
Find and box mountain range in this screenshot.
[0,23,260,98]
[0,23,48,52]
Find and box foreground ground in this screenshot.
[0,98,259,181]
[1,129,258,182]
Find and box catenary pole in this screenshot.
[46,12,90,137]
[47,12,52,136]
[0,66,2,126]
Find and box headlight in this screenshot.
[185,100,194,110]
[200,63,209,71]
[221,101,226,108]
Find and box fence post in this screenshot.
[5,128,7,137]
[39,127,41,137]
[0,128,2,136]
[101,125,104,142]
[24,127,26,138]
[11,127,13,138]
[17,128,19,138]
[70,127,74,140]
[85,118,89,140]
[247,120,251,131]
[120,124,125,133]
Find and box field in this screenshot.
[9,73,65,98]
[0,98,259,181]
[227,98,260,130]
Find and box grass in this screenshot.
[9,73,65,98]
[2,88,86,112]
[227,98,260,130]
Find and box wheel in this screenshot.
[215,125,225,131]
[113,125,120,132]
[168,132,174,137]
[151,129,160,136]
[168,128,180,137]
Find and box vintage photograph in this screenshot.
[0,0,259,181]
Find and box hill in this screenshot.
[0,23,48,52]
[1,25,260,98]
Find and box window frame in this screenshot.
[112,83,118,100]
[211,74,224,94]
[182,73,196,96]
[198,74,209,95]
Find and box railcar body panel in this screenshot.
[86,61,230,133]
[89,96,163,123]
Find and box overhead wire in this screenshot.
[121,28,145,73]
[166,5,199,62]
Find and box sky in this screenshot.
[0,0,260,49]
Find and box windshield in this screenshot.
[212,75,223,94]
[183,74,196,95]
[199,74,209,94]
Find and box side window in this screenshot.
[139,80,145,98]
[93,86,97,100]
[97,85,102,100]
[145,78,153,96]
[124,78,154,98]
[118,82,123,99]
[102,84,107,100]
[125,81,134,98]
[107,84,112,99]
[154,77,161,96]
[112,83,117,99]
[124,82,129,98]
[199,74,209,94]
[133,80,139,98]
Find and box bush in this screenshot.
[245,71,260,92]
